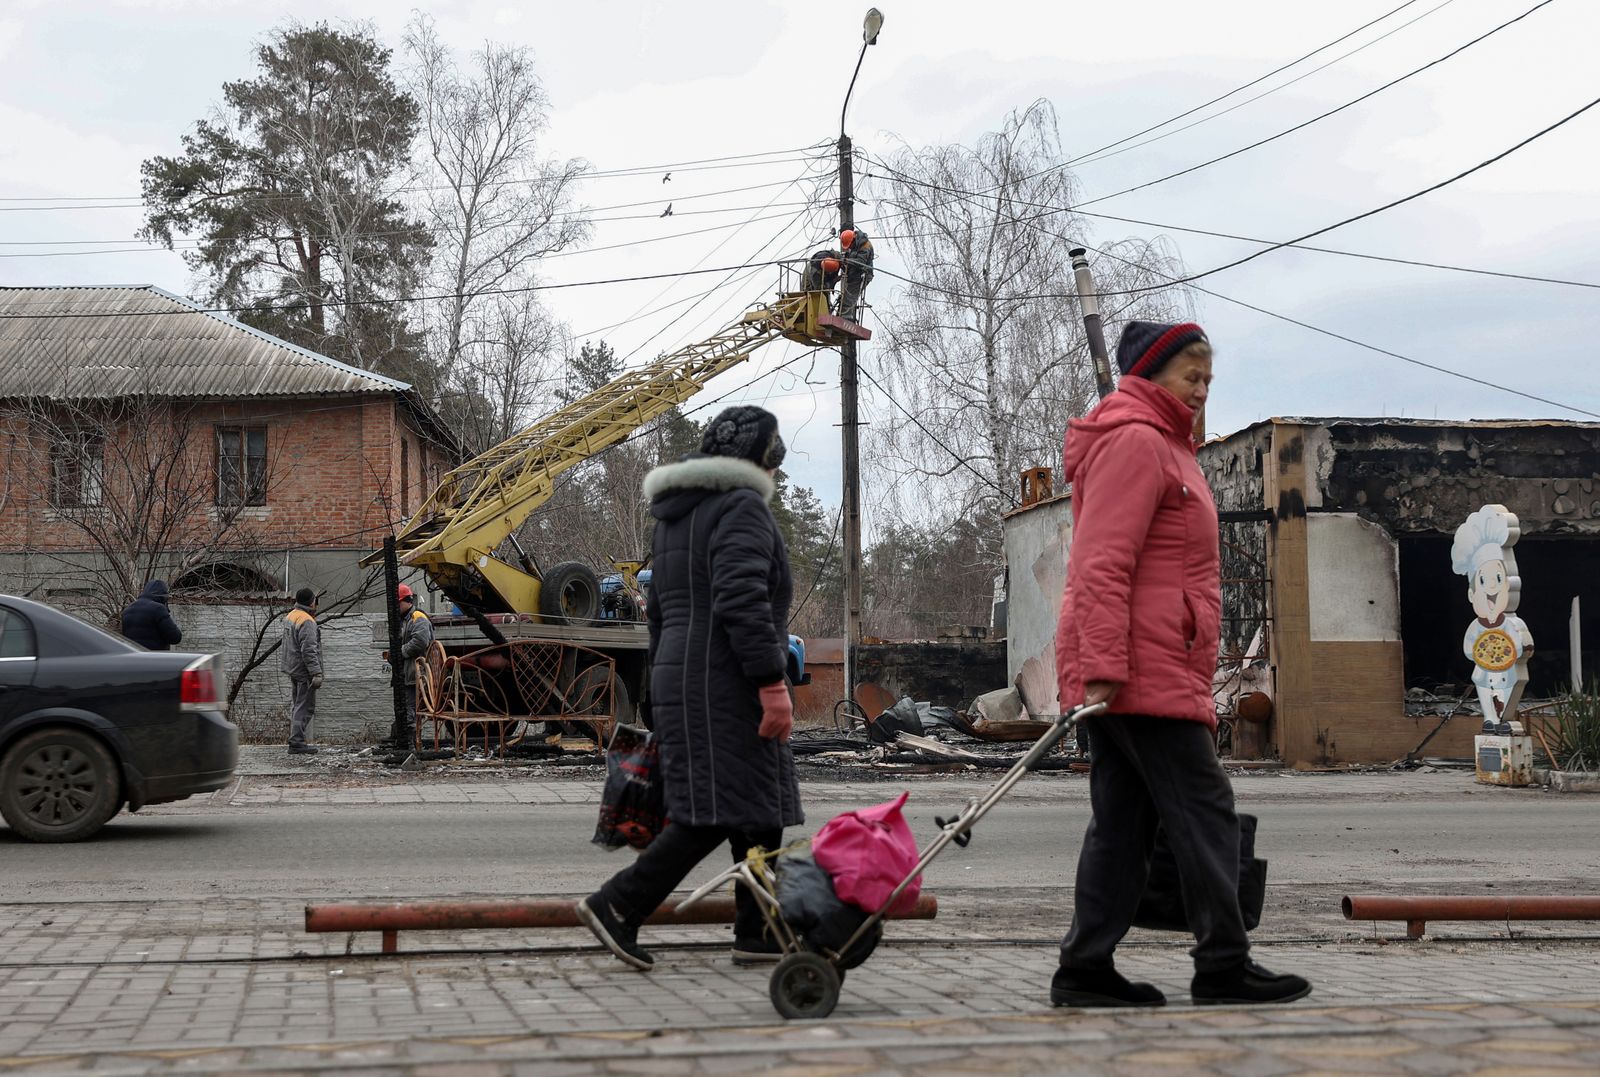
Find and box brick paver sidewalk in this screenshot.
[2,897,1597,1074]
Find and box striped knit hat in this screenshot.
[1116,321,1208,380]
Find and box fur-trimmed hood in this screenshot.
[645,455,774,506]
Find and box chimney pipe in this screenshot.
[1069,248,1114,400]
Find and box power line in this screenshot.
[873,161,1600,422]
[857,363,1018,507]
[606,167,834,365]
[865,158,1600,291]
[1076,238,1600,421]
[0,143,830,204]
[1153,92,1600,291]
[1071,0,1560,211]
[0,258,806,321]
[0,208,809,263]
[862,93,1600,304]
[1064,0,1439,167]
[0,176,827,237]
[854,0,1558,240]
[1068,0,1458,169]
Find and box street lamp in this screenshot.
[841,7,884,137]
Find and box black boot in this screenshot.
[575,895,654,971]
[1051,966,1166,1008]
[1191,960,1311,1005]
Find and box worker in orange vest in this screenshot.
[397,584,434,735]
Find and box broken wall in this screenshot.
[1000,496,1072,716]
[857,640,1007,711]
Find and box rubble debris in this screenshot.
[893,732,983,761]
[971,687,1027,725]
[867,697,925,744]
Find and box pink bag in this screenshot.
[811,792,921,916]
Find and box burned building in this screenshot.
[1004,417,1600,765]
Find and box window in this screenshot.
[50,430,104,508]
[217,426,267,506]
[0,609,37,660]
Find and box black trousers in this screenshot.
[1060,714,1250,974]
[597,822,782,941]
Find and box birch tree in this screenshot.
[404,16,589,412]
[867,99,1191,524]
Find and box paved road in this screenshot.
[3,773,1595,907]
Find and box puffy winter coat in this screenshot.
[643,454,804,832]
[121,580,182,651]
[1054,376,1221,727]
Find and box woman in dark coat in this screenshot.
[578,406,802,971]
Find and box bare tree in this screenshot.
[404,15,590,403]
[0,389,388,719]
[867,100,1192,524]
[448,292,565,453]
[1,394,277,628]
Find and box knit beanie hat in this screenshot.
[1116,321,1208,380]
[700,405,786,469]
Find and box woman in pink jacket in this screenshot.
[1051,322,1311,1008]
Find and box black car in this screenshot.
[0,595,237,842]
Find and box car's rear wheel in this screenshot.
[0,728,122,843]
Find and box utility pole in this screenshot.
[837,7,881,708]
[838,133,863,705]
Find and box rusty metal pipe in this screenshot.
[1342,894,1600,939]
[306,894,938,935]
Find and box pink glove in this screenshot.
[758,683,794,742]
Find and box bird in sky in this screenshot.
[660,204,673,217]
[662,172,672,183]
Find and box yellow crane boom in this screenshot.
[372,290,868,617]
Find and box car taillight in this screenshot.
[181,656,227,712]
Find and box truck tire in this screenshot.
[539,562,601,626]
[0,727,122,843]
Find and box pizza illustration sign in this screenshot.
[1450,505,1534,723]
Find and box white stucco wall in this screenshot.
[1001,495,1073,717]
[1307,513,1401,642]
[176,605,396,742]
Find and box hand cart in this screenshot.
[679,702,1105,1019]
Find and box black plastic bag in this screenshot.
[867,697,925,745]
[592,724,665,850]
[1132,813,1267,932]
[774,852,881,969]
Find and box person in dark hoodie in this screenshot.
[577,405,801,972]
[1051,322,1312,1009]
[120,580,182,651]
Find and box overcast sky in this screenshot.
[3,0,1597,515]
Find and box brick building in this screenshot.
[0,285,458,738]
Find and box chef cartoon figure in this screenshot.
[1450,505,1534,723]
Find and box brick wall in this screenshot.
[0,393,453,560]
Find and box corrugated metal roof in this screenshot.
[0,285,412,399]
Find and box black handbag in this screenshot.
[1132,813,1267,931]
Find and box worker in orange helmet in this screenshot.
[396,583,434,737]
[837,228,874,321]
[800,248,843,294]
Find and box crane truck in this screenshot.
[366,284,868,740]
